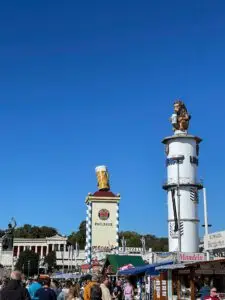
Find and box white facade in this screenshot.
[85,192,120,265]
[12,235,67,259]
[163,134,202,252]
[0,235,76,268]
[0,235,149,269]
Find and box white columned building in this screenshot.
[0,234,68,268]
[12,234,67,259]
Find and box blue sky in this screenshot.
[0,0,225,237]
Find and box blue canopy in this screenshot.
[118,261,173,276]
[51,273,81,279]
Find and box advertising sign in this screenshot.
[92,202,117,248]
[204,231,225,251]
[179,252,205,262]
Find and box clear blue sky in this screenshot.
[0,0,224,237]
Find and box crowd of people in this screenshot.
[0,271,136,300]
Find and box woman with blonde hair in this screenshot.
[66,284,80,300]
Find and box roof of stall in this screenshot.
[156,263,186,271]
[118,261,173,276]
[103,255,145,274]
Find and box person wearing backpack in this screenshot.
[28,276,42,300]
[0,271,31,300]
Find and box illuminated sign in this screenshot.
[98,209,110,221]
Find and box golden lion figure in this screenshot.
[171,100,191,132]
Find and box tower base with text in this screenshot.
[85,166,120,265]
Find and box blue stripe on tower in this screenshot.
[116,202,119,253]
[87,202,92,265]
[85,204,89,263]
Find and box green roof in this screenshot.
[104,255,146,273]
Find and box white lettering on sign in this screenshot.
[179,252,205,262]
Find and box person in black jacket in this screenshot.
[0,270,31,300]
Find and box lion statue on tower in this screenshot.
[170,100,191,132]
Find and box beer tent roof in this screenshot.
[103,255,145,273]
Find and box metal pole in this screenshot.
[75,243,77,271]
[68,246,70,272]
[177,161,181,254]
[203,188,210,261]
[28,260,30,278]
[62,244,65,273]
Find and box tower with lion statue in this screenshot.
[162,100,203,253]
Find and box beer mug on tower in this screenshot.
[95,165,110,191]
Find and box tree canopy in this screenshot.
[15,250,39,276]
[44,251,57,272]
[119,232,168,252]
[68,221,86,249]
[14,224,58,238]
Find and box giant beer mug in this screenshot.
[95,165,110,191]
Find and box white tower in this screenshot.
[162,101,203,253]
[85,166,120,265]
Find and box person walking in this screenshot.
[58,281,73,300]
[90,284,102,300]
[199,279,210,300]
[0,271,31,300]
[65,286,80,300]
[113,281,122,300]
[35,278,57,300]
[28,276,42,300]
[84,275,99,300]
[204,287,221,300]
[100,276,111,300]
[123,281,133,300]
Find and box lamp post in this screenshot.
[171,155,184,254]
[202,188,212,261]
[122,236,126,254]
[27,260,30,278]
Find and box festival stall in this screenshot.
[156,259,225,300]
[102,254,145,275]
[118,261,173,300]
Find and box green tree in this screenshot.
[14,224,58,238]
[119,231,168,252]
[44,251,56,272]
[15,250,39,276]
[68,232,77,246]
[68,221,86,249]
